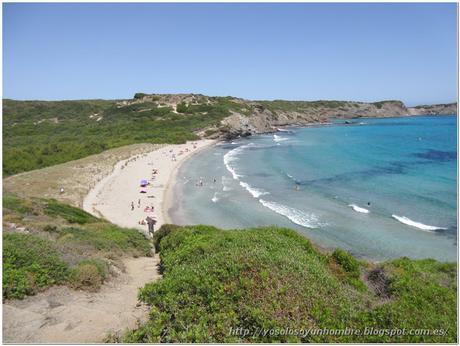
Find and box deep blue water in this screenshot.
[171,116,457,261]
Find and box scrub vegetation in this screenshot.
[3,95,246,175]
[2,194,151,299]
[125,224,457,343]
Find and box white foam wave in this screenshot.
[211,192,219,203]
[391,215,446,232]
[348,204,369,214]
[223,143,253,180]
[273,134,289,142]
[277,128,290,132]
[259,199,323,229]
[239,181,269,198]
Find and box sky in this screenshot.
[3,3,458,105]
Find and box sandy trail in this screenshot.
[3,139,215,343]
[3,257,161,343]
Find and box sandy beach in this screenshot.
[83,139,215,236]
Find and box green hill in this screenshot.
[3,95,244,175]
[124,224,457,343]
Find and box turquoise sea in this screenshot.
[170,115,457,262]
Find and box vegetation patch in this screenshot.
[45,199,98,224]
[3,195,151,299]
[70,259,109,291]
[125,225,457,343]
[3,233,70,299]
[3,95,248,175]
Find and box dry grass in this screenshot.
[3,143,164,208]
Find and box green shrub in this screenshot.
[70,259,109,291]
[3,233,70,299]
[44,199,98,224]
[3,194,34,214]
[176,102,188,113]
[134,93,147,99]
[332,248,360,277]
[152,224,182,252]
[59,224,151,256]
[78,259,109,279]
[70,262,104,291]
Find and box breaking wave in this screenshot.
[239,181,269,198]
[211,192,220,203]
[273,134,289,142]
[391,215,447,232]
[259,199,324,229]
[348,204,370,214]
[223,143,254,180]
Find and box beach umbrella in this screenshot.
[140,188,147,193]
[140,179,148,186]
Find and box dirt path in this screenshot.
[3,256,161,343]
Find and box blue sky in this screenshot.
[3,3,457,105]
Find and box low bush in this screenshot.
[70,259,108,291]
[45,199,98,224]
[3,233,70,299]
[3,194,34,214]
[59,224,151,256]
[332,248,360,277]
[152,224,182,252]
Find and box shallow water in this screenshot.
[171,115,457,262]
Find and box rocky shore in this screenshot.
[209,100,457,139]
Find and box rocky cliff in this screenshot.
[407,103,457,116]
[204,99,456,140]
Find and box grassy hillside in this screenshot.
[125,224,457,343]
[3,195,151,299]
[3,95,245,175]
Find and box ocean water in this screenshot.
[170,115,457,262]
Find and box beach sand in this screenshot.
[83,139,215,236]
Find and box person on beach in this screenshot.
[131,202,134,211]
[146,216,157,236]
[138,199,141,208]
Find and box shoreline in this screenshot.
[162,140,216,225]
[82,139,215,236]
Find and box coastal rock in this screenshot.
[213,100,456,140]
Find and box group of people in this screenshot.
[130,165,161,237]
[195,177,217,187]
